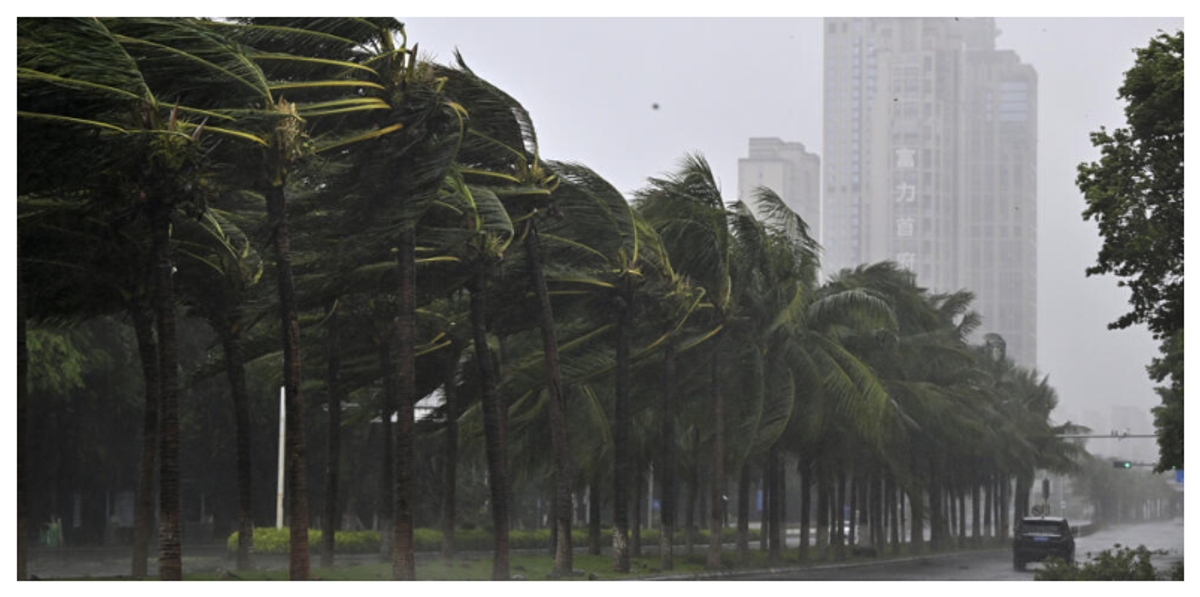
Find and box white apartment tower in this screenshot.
[738,138,821,241]
[822,17,1038,367]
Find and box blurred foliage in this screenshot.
[1070,456,1179,525]
[26,327,101,396]
[1148,330,1183,472]
[1036,544,1181,580]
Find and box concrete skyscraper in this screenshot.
[822,17,1038,367]
[738,138,821,241]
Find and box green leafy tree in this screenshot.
[1147,331,1183,472]
[1077,30,1183,338]
[1076,30,1183,474]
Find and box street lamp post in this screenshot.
[276,386,285,529]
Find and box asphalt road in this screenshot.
[721,517,1184,580]
[26,517,1183,580]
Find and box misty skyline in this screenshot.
[403,15,1183,439]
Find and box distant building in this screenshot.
[737,138,822,242]
[822,17,1038,367]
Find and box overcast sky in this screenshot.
[399,12,1186,441]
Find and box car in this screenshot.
[1012,516,1075,570]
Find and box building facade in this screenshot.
[822,17,1038,367]
[737,137,821,241]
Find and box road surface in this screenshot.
[724,518,1183,580]
[26,517,1183,580]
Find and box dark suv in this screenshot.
[1012,516,1075,570]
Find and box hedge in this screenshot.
[227,526,760,555]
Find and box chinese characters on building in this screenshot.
[894,147,917,268]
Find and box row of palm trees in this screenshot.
[17,17,1081,581]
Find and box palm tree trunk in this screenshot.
[129,306,159,578]
[322,304,342,569]
[736,462,750,563]
[835,467,847,560]
[887,474,899,553]
[495,334,517,534]
[946,485,956,547]
[929,467,942,551]
[221,322,254,572]
[909,488,924,553]
[999,476,1010,540]
[767,446,782,563]
[849,474,859,547]
[17,261,30,581]
[958,490,967,547]
[685,461,697,556]
[971,482,981,546]
[871,472,883,548]
[779,462,787,538]
[1014,475,1029,522]
[266,185,310,581]
[524,223,573,575]
[392,229,416,580]
[548,488,558,553]
[760,466,770,553]
[589,472,602,555]
[884,477,892,548]
[658,343,676,571]
[799,459,811,562]
[706,344,725,569]
[440,343,461,562]
[983,472,993,541]
[816,465,829,559]
[152,204,183,581]
[469,272,509,580]
[612,288,632,573]
[633,461,644,557]
[378,342,395,562]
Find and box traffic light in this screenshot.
[1113,460,1133,469]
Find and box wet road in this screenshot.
[27,517,1183,580]
[729,518,1184,580]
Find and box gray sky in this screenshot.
[402,14,1185,440]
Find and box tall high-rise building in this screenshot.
[737,137,821,240]
[822,17,1038,367]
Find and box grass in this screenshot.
[179,540,1008,580]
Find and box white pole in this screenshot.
[276,386,286,529]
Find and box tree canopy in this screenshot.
[1077,30,1183,340]
[1076,30,1183,473]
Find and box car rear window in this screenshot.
[1021,521,1066,534]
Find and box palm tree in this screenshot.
[173,209,264,572]
[635,154,737,569]
[228,18,469,578]
[16,261,29,581]
[18,18,273,578]
[723,189,893,564]
[438,175,515,580]
[436,56,578,575]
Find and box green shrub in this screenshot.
[1036,544,1177,580]
[228,525,761,555]
[227,528,379,555]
